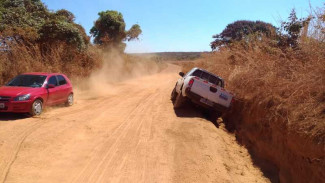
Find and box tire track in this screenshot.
[1,120,44,183]
[72,91,158,183]
[0,88,136,182]
[94,94,158,183]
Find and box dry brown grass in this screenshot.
[0,42,102,85]
[0,41,167,100]
[183,39,325,142]
[0,41,167,87]
[181,37,325,182]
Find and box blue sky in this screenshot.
[42,0,323,53]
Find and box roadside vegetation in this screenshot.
[182,6,325,183]
[0,0,145,85]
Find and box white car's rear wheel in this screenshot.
[173,92,185,109]
[171,88,177,102]
[209,110,222,123]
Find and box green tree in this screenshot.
[0,0,89,50]
[90,10,142,51]
[0,0,50,31]
[38,20,87,50]
[210,20,276,50]
[279,9,311,48]
[55,9,76,23]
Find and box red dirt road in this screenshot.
[0,65,269,183]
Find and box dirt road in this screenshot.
[0,64,269,183]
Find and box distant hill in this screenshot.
[130,52,205,61]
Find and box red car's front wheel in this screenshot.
[30,99,43,116]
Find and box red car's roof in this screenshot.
[23,72,64,76]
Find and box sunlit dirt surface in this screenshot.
[0,64,269,183]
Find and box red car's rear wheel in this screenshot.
[66,93,74,106]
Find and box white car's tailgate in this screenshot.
[190,78,232,108]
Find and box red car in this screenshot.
[0,73,73,116]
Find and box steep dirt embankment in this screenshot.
[223,98,325,183]
[180,39,325,182]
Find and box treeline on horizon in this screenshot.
[210,7,324,50]
[131,52,203,61]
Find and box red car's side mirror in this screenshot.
[47,84,55,89]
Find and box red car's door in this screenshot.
[46,76,61,105]
[56,75,71,103]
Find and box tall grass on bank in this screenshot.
[183,38,325,142]
[0,41,167,87]
[0,42,102,85]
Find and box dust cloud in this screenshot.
[73,50,162,100]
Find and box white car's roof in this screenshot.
[191,67,224,81]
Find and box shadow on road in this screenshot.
[173,101,220,128]
[0,113,29,121]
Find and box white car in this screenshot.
[171,67,234,120]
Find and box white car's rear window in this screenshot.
[191,69,223,87]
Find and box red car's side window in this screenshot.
[48,76,58,86]
[57,75,67,86]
